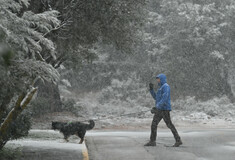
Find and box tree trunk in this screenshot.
[0,88,37,150]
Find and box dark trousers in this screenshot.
[150,110,181,142]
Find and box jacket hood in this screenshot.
[156,74,167,86]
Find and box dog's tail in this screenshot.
[86,120,95,130]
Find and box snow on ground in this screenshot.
[5,130,87,160]
[33,91,235,130]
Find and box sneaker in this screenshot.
[172,140,183,147]
[144,141,156,146]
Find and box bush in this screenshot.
[61,98,76,112]
[29,97,52,117]
[30,97,79,117]
[0,110,31,150]
[0,147,22,160]
[9,111,32,140]
[172,96,235,118]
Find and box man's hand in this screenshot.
[151,107,157,114]
[149,83,154,90]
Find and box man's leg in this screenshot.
[145,110,162,146]
[150,112,162,141]
[162,111,182,147]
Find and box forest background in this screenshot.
[1,0,235,150]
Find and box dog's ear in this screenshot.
[89,120,95,123]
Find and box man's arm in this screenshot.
[149,83,156,100]
[150,89,156,100]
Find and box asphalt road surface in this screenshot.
[5,129,235,160]
[86,129,235,160]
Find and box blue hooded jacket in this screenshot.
[150,74,171,111]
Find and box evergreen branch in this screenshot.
[35,51,46,62]
[36,21,67,44]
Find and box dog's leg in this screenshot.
[78,131,86,144]
[64,134,69,142]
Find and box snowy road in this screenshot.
[5,129,235,160]
[86,129,235,160]
[6,130,89,160]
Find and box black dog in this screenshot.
[52,120,95,143]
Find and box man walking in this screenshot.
[145,73,182,147]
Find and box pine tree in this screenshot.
[0,0,60,149]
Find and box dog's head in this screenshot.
[88,120,95,129]
[52,121,64,130]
